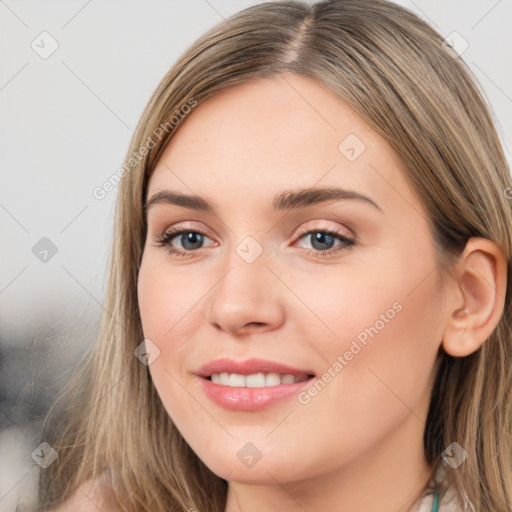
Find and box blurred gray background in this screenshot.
[1,0,511,510]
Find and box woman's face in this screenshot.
[137,73,446,487]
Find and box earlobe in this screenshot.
[442,237,508,358]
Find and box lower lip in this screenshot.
[199,376,315,411]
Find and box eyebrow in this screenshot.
[144,187,382,214]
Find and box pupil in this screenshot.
[182,232,203,250]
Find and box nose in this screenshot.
[205,252,285,336]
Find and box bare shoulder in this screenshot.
[49,476,122,512]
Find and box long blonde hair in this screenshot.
[39,1,512,510]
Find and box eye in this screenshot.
[155,227,215,258]
[154,223,356,259]
[294,225,355,258]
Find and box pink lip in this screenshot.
[196,357,316,411]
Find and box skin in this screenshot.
[135,72,506,512]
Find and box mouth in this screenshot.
[197,357,316,387]
[196,358,316,410]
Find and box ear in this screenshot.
[442,237,508,357]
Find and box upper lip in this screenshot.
[197,357,315,378]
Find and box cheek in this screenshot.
[329,286,438,403]
[137,259,204,345]
[284,255,442,458]
[137,259,212,423]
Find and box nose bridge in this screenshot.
[205,233,283,333]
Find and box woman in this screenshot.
[38,0,512,511]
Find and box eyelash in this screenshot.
[154,224,356,259]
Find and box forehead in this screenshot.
[146,73,412,213]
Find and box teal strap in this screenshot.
[431,487,440,512]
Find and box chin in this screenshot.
[194,442,307,484]
[208,460,299,484]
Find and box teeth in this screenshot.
[281,374,295,384]
[246,373,265,388]
[229,373,245,387]
[266,372,281,386]
[209,372,309,387]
